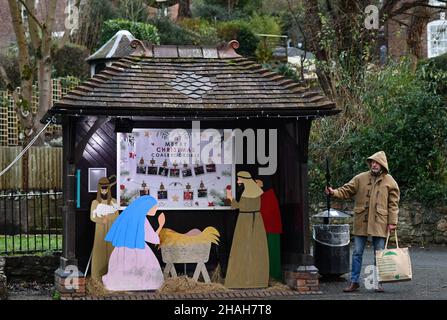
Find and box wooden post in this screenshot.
[278,119,314,270]
[54,116,85,298]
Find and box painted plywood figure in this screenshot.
[256,177,283,281]
[90,177,120,280]
[102,195,166,291]
[224,171,269,288]
[159,227,220,283]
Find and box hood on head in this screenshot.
[236,171,263,198]
[367,151,389,173]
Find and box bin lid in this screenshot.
[313,208,352,219]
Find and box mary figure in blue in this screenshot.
[102,195,166,291]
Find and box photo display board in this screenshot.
[117,129,234,210]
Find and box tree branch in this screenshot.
[25,0,42,52]
[17,0,43,29]
[0,65,11,88]
[383,0,447,20]
[45,0,58,36]
[287,0,307,81]
[1,64,31,120]
[389,17,410,28]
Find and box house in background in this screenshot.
[0,0,68,50]
[385,0,447,59]
[147,0,180,21]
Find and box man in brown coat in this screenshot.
[325,151,400,293]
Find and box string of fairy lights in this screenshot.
[157,112,322,121]
[70,110,326,122]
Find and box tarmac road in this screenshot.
[286,245,447,300]
[6,246,447,300]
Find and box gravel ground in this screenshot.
[7,281,54,300]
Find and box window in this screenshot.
[429,0,446,7]
[427,19,447,58]
[88,168,107,192]
[94,63,107,75]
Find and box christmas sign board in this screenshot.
[117,129,234,210]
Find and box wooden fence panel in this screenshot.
[0,146,62,190]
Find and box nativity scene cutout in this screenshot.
[88,171,281,293]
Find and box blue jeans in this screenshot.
[351,236,385,284]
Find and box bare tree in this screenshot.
[2,0,76,142]
[0,0,77,189]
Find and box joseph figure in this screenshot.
[224,171,269,288]
[90,177,119,280]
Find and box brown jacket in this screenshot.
[331,151,400,238]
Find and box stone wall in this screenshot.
[0,257,6,300]
[4,254,60,283]
[398,203,447,246]
[310,201,447,246]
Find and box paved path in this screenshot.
[6,246,447,300]
[283,246,447,300]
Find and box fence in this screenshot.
[0,146,63,190]
[0,191,63,254]
[0,76,80,146]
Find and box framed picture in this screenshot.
[88,168,107,192]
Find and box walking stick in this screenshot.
[325,158,331,224]
[84,249,93,279]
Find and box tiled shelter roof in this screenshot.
[47,40,338,119]
[86,30,136,62]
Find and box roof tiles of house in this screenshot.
[48,40,338,119]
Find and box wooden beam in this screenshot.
[74,117,110,163]
[61,116,77,264]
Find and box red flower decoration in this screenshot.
[129,152,136,159]
[208,202,215,207]
[120,184,125,190]
[226,185,231,190]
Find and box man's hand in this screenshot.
[388,224,397,232]
[325,186,335,196]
